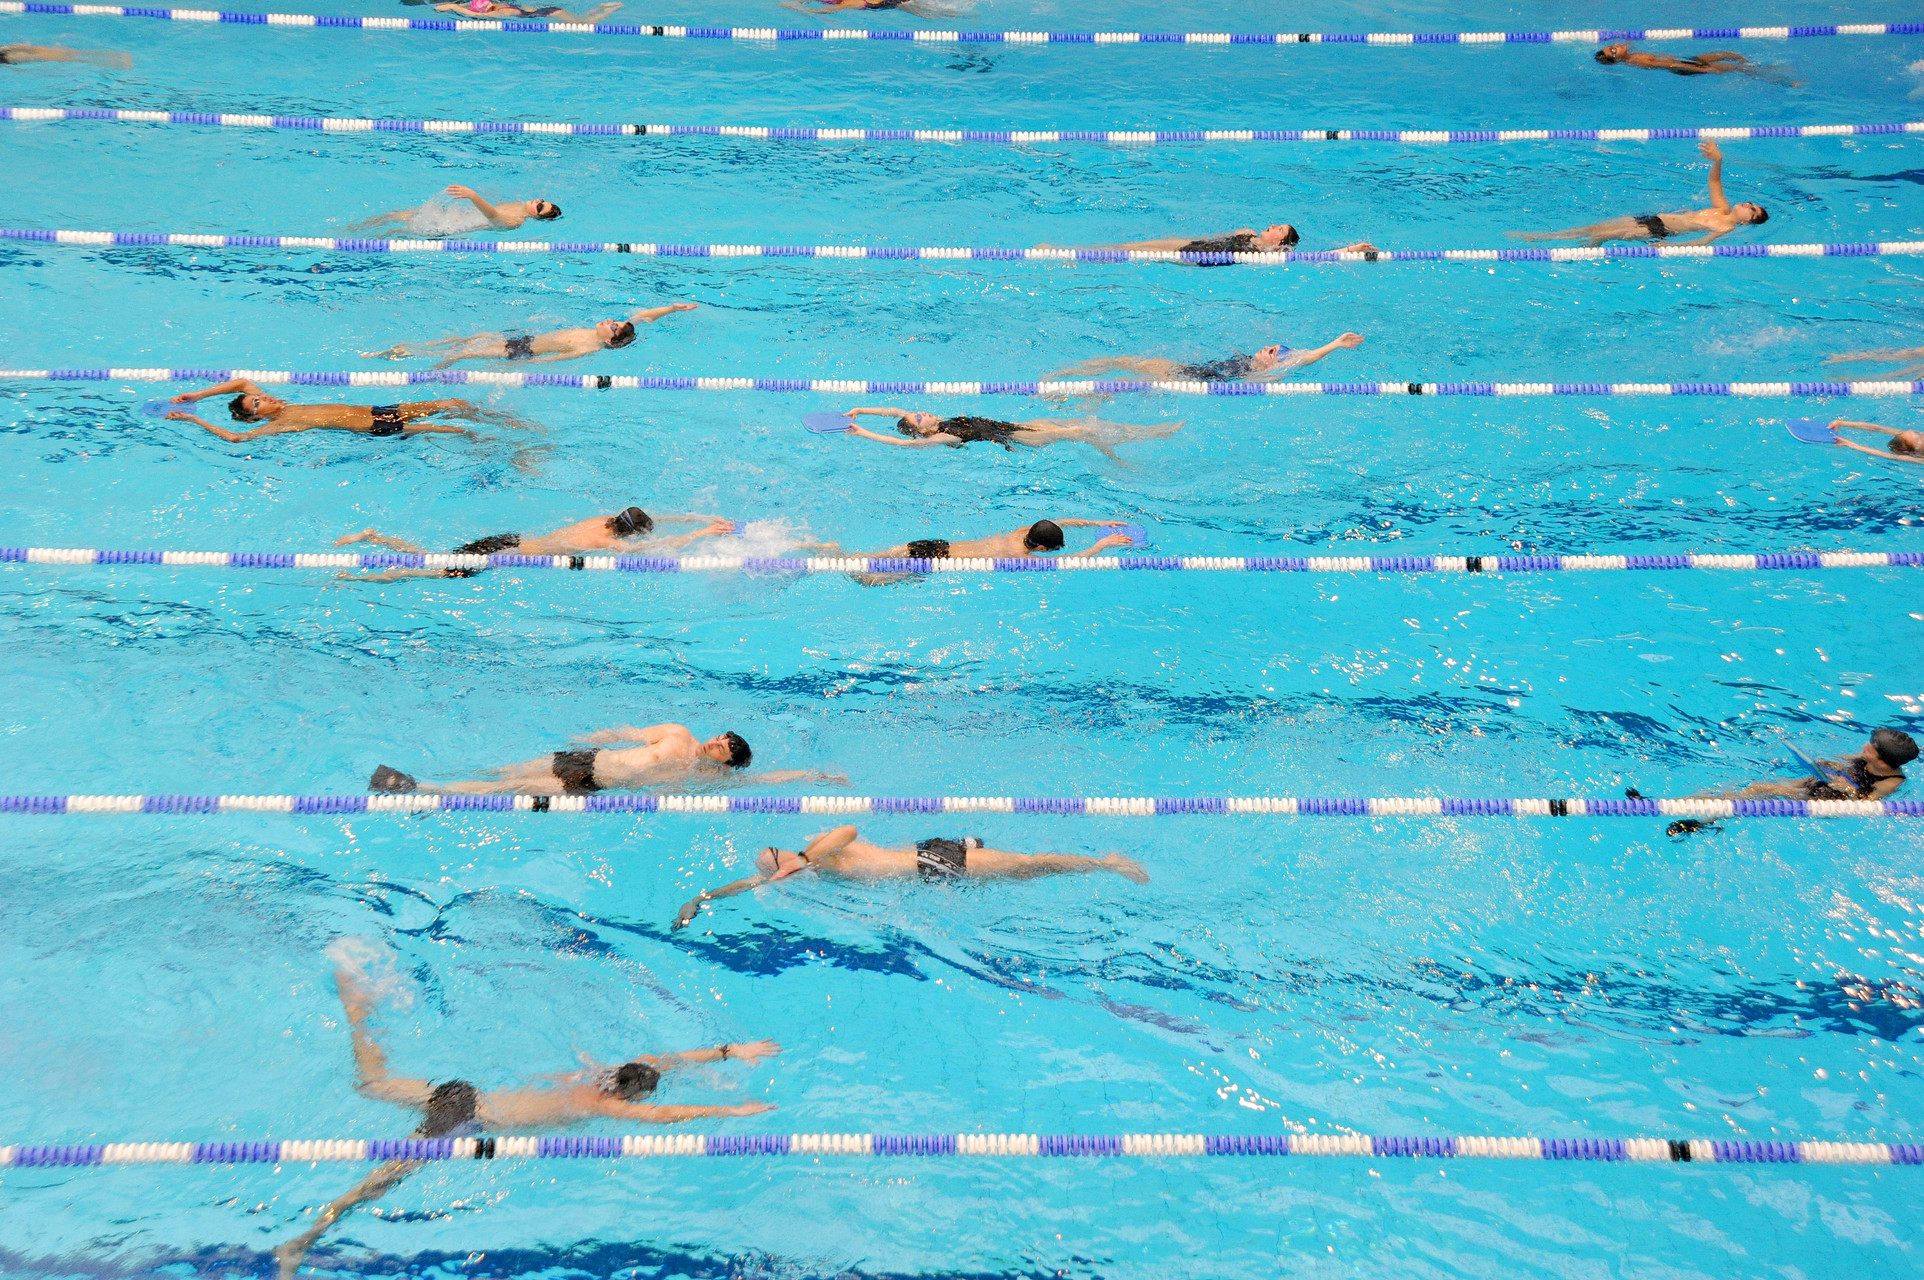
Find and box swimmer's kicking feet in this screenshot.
[365,304,698,367]
[0,42,133,67]
[673,824,1148,929]
[1509,140,1768,246]
[1046,333,1364,387]
[272,958,774,1279]
[368,722,846,796]
[1037,223,1375,260]
[352,184,562,234]
[825,518,1134,584]
[334,507,736,581]
[164,379,519,444]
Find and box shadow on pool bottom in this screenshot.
[0,1241,1061,1280]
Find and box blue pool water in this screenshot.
[2,0,1923,1275]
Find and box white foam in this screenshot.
[324,936,414,1011]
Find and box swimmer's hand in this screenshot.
[1698,138,1723,161]
[726,1039,782,1063]
[724,1102,776,1116]
[1333,332,1365,349]
[668,303,698,313]
[1089,533,1134,552]
[164,410,200,422]
[445,184,481,200]
[335,528,378,546]
[672,898,704,930]
[1335,242,1376,254]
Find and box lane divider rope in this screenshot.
[9,106,1919,147]
[2,7,1916,47]
[5,545,1917,577]
[2,794,1916,818]
[10,227,1921,268]
[2,1132,1915,1167]
[7,368,1921,400]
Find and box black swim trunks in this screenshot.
[443,532,521,578]
[1180,233,1259,254]
[1174,352,1277,382]
[505,335,536,361]
[905,539,952,560]
[368,405,407,437]
[915,837,976,880]
[415,1080,482,1139]
[0,48,21,65]
[933,417,1021,451]
[551,748,602,794]
[1633,214,1671,240]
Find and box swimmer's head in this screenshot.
[1595,43,1631,63]
[755,846,811,880]
[1252,344,1286,371]
[597,319,638,348]
[1735,203,1769,225]
[607,506,653,537]
[531,200,562,221]
[701,731,753,768]
[896,412,942,436]
[1024,519,1065,552]
[417,1080,479,1138]
[1890,430,1924,455]
[1872,727,1920,769]
[1261,224,1301,250]
[228,392,284,422]
[607,1060,661,1101]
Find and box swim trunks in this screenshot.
[368,405,407,437]
[1174,352,1277,382]
[1180,233,1259,254]
[905,539,951,560]
[1633,215,1671,240]
[551,748,602,794]
[931,417,1021,450]
[505,335,536,361]
[0,48,21,65]
[915,837,981,880]
[369,764,419,793]
[444,532,521,578]
[415,1080,482,1139]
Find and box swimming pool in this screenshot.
[2,0,1922,1274]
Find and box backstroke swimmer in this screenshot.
[780,0,968,15]
[334,506,737,581]
[431,0,623,19]
[368,722,847,795]
[1814,420,1924,465]
[1046,333,1365,386]
[272,953,775,1279]
[164,379,523,443]
[1629,728,1917,835]
[0,43,133,67]
[364,303,698,367]
[1038,223,1377,261]
[673,825,1149,930]
[351,184,562,235]
[833,406,1182,457]
[1509,140,1768,246]
[1593,43,1798,84]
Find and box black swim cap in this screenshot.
[721,731,752,769]
[1594,48,1617,62]
[1874,727,1919,768]
[535,202,562,221]
[609,506,654,536]
[1024,520,1065,551]
[228,395,264,423]
[607,321,637,348]
[418,1080,479,1138]
[610,1061,661,1101]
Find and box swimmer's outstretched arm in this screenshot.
[1699,140,1732,213]
[1281,332,1366,370]
[732,769,852,787]
[630,1039,784,1071]
[673,874,767,930]
[1823,346,1924,364]
[644,519,737,553]
[629,303,699,323]
[846,424,948,447]
[334,528,427,553]
[446,184,512,228]
[171,378,262,403]
[595,1100,776,1121]
[164,410,303,443]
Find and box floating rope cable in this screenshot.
[1,793,1915,818]
[2,1132,1916,1167]
[2,6,1916,47]
[4,545,1916,578]
[7,367,1921,400]
[9,227,1921,270]
[8,106,1919,148]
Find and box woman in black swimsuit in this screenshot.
[779,0,967,15]
[1045,332,1364,392]
[835,406,1183,456]
[1038,224,1376,261]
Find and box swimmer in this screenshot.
[1508,140,1768,246]
[334,507,736,581]
[272,959,775,1279]
[831,518,1136,585]
[1822,344,1924,382]
[352,184,562,235]
[430,0,622,20]
[0,43,132,68]
[834,406,1182,458]
[1593,43,1798,84]
[780,0,965,14]
[368,723,846,795]
[163,379,518,443]
[1815,420,1924,465]
[1045,333,1365,385]
[1038,224,1377,261]
[673,825,1149,930]
[1729,729,1917,802]
[363,304,698,368]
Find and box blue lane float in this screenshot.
[1,793,1916,818]
[2,1131,1916,1167]
[0,5,1917,46]
[3,365,1921,399]
[6,106,1919,147]
[6,225,1923,270]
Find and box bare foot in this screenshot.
[273,1238,308,1280]
[1103,854,1150,884]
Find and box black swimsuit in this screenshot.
[915,837,974,880]
[1633,215,1671,240]
[444,532,520,578]
[1173,353,1268,382]
[1179,233,1259,254]
[1805,758,1900,801]
[368,405,407,437]
[551,748,602,794]
[905,539,951,559]
[934,417,1022,451]
[505,335,536,361]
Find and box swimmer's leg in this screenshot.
[965,848,1149,883]
[1508,219,1639,244]
[274,1159,421,1280]
[428,758,570,795]
[335,529,427,553]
